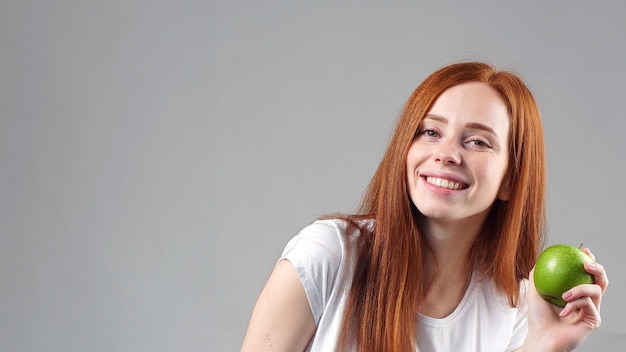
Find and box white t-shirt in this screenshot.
[280,219,528,352]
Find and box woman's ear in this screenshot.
[497,176,511,201]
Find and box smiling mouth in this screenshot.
[425,176,466,190]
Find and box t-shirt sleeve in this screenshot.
[506,279,529,351]
[279,220,345,325]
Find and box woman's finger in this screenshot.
[584,261,609,294]
[559,296,602,329]
[582,247,596,261]
[563,283,603,311]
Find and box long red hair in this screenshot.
[335,62,546,351]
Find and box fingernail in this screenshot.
[559,307,568,317]
[562,291,573,300]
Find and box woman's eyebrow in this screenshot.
[465,122,497,137]
[423,114,447,124]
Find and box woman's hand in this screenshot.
[524,248,609,352]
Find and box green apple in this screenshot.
[533,244,595,307]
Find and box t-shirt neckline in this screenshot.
[417,273,479,327]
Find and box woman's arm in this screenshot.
[241,259,317,352]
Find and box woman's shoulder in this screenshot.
[303,217,372,236]
[279,218,370,323]
[283,218,371,260]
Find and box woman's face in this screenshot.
[406,82,510,226]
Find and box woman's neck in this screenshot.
[421,213,485,267]
[418,214,486,318]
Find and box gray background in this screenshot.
[1,0,624,351]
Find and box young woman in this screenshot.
[240,62,609,351]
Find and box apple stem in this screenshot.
[579,243,584,250]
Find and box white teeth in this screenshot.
[426,177,462,190]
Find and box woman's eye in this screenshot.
[415,128,439,139]
[424,129,438,137]
[469,139,490,147]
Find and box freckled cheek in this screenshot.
[406,164,419,186]
[480,159,509,184]
[405,152,423,179]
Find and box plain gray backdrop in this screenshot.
[1,0,625,351]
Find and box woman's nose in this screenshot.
[434,140,462,164]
